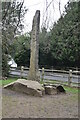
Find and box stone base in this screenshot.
[44,86,57,95]
[4,79,45,97]
[44,84,66,95]
[4,79,66,96]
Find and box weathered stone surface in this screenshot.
[44,83,66,95]
[4,79,45,97]
[44,86,57,95]
[28,10,40,81]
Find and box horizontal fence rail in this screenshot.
[10,66,80,73]
[9,66,80,87]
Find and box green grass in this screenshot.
[64,86,79,94]
[0,77,17,86]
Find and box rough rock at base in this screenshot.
[44,86,57,95]
[43,83,66,95]
[4,79,45,97]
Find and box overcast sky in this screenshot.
[23,0,69,33]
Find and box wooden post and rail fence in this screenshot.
[9,66,80,87]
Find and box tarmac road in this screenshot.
[10,70,80,84]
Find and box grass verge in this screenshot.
[0,77,17,86]
[64,86,79,94]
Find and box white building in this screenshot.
[8,58,17,68]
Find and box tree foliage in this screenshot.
[50,1,79,67]
[13,1,80,69]
[12,34,30,66]
[2,0,27,76]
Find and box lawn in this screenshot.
[0,77,17,86]
[64,86,79,94]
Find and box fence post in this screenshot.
[42,67,44,82]
[68,69,72,86]
[52,66,53,73]
[76,67,78,75]
[20,66,24,78]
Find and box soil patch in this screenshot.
[2,87,78,118]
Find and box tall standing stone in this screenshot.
[28,10,40,81]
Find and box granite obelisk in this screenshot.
[28,10,40,81]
